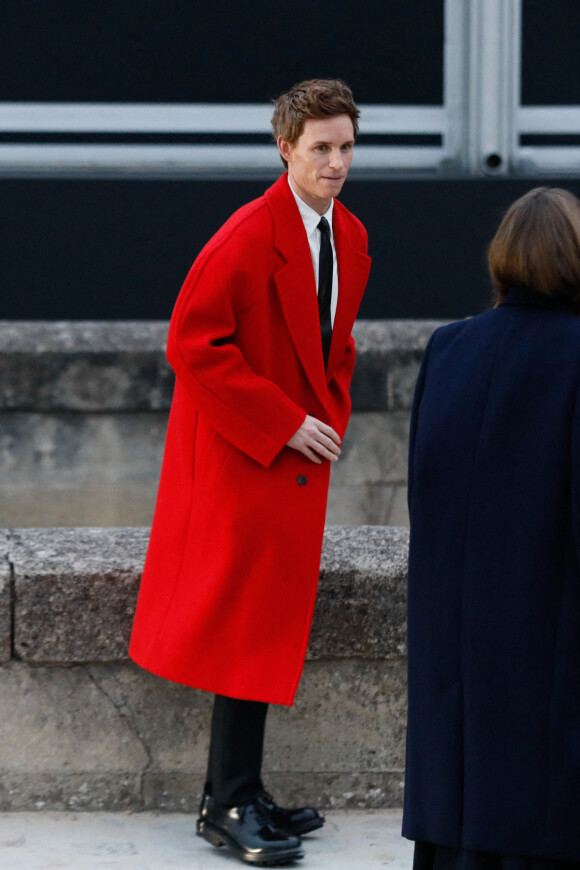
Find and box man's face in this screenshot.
[278,115,355,214]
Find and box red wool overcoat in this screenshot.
[129,173,371,705]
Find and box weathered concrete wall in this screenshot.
[0,320,444,529]
[0,525,408,812]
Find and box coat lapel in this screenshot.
[326,203,372,381]
[266,175,329,401]
[265,174,371,396]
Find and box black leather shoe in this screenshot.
[197,793,304,865]
[257,790,325,837]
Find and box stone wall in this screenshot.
[0,320,441,810]
[0,320,444,529]
[0,525,409,812]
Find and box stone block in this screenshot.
[0,663,148,775]
[0,659,407,811]
[0,319,444,414]
[9,526,408,664]
[332,412,410,486]
[0,321,172,412]
[387,486,410,527]
[0,413,168,486]
[266,659,407,773]
[309,526,408,659]
[349,349,390,411]
[0,482,159,529]
[0,531,12,663]
[10,527,147,662]
[0,413,166,527]
[84,663,214,772]
[351,319,442,411]
[327,484,408,527]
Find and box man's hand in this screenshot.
[286,415,341,464]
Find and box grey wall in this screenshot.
[0,319,444,529]
[0,320,433,811]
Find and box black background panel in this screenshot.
[3,176,579,321]
[0,0,443,105]
[522,0,580,106]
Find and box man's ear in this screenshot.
[277,136,292,164]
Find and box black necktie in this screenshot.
[317,216,333,369]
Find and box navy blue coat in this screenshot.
[403,289,580,862]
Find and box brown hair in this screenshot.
[271,78,360,168]
[489,187,580,312]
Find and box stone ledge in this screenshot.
[2,525,408,664]
[0,531,11,663]
[0,321,171,412]
[0,320,444,412]
[312,526,408,659]
[8,527,146,663]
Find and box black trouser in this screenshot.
[205,694,269,806]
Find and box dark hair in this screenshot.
[489,187,580,312]
[271,78,359,168]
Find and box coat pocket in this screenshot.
[194,422,232,497]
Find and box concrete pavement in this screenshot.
[0,809,413,869]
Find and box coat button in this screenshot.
[296,475,308,486]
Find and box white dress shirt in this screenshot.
[288,178,338,326]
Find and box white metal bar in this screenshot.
[510,0,523,164]
[0,143,447,177]
[467,1,485,171]
[515,146,580,174]
[0,102,447,136]
[467,0,521,175]
[518,106,580,133]
[349,146,447,169]
[0,145,279,173]
[358,107,446,134]
[0,103,273,133]
[442,0,469,168]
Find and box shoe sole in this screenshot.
[197,820,305,866]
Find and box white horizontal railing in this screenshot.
[0,144,449,177]
[514,106,580,173]
[518,107,580,133]
[0,102,447,134]
[3,101,580,177]
[0,103,273,133]
[515,147,580,174]
[0,102,452,177]
[0,144,280,175]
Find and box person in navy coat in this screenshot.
[403,187,580,869]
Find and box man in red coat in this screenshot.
[130,78,370,865]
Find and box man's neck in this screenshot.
[287,176,332,219]
[287,176,332,216]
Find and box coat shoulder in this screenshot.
[425,316,473,354]
[205,194,275,258]
[169,192,277,326]
[431,305,580,352]
[182,193,277,292]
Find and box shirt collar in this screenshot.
[288,177,334,237]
